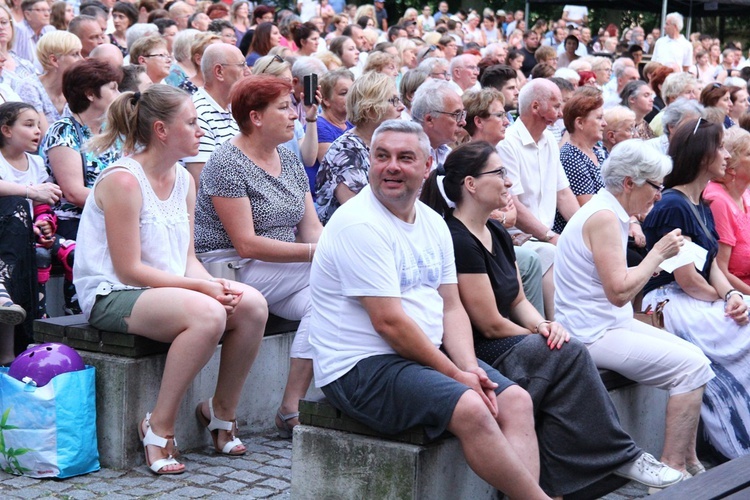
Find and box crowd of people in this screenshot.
[1,0,750,495]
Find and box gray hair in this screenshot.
[665,12,684,32]
[371,120,431,160]
[554,67,579,83]
[483,42,508,59]
[417,57,449,75]
[619,80,648,108]
[612,57,634,79]
[411,79,457,124]
[725,76,747,88]
[172,28,200,63]
[662,98,704,137]
[661,72,696,102]
[601,139,672,194]
[518,78,558,116]
[291,56,328,80]
[126,23,160,52]
[400,69,428,109]
[449,53,474,74]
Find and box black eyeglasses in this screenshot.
[474,166,507,178]
[258,54,285,74]
[645,180,664,192]
[388,96,401,106]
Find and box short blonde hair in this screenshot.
[724,127,750,172]
[316,51,343,70]
[37,31,82,72]
[363,51,398,73]
[0,5,14,51]
[603,105,636,131]
[347,71,396,126]
[252,54,292,76]
[462,87,504,136]
[130,35,167,65]
[189,32,220,70]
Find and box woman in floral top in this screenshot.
[41,60,122,240]
[315,72,404,224]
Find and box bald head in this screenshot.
[202,43,248,90]
[518,77,560,117]
[89,43,124,67]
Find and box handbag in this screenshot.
[0,366,100,478]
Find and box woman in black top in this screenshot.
[421,141,684,496]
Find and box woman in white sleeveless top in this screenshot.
[554,139,715,478]
[74,85,268,475]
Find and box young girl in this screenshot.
[0,102,71,319]
[77,85,268,474]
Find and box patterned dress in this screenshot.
[315,130,369,225]
[41,116,121,226]
[553,142,606,233]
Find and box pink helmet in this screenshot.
[8,343,85,387]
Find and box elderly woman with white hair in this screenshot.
[601,106,636,153]
[649,72,699,136]
[645,97,704,154]
[165,28,200,87]
[555,139,715,477]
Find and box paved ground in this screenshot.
[0,429,650,499]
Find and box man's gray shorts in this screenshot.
[322,354,515,440]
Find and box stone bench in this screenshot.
[32,314,321,469]
[291,370,669,499]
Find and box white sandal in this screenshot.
[137,413,184,475]
[195,397,245,456]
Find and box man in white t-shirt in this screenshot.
[308,120,547,499]
[183,44,249,186]
[651,12,693,72]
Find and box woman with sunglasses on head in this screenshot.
[315,71,404,225]
[421,141,686,496]
[642,118,750,460]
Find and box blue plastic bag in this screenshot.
[0,366,100,478]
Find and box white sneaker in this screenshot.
[614,453,684,488]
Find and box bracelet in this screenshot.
[308,243,312,262]
[725,289,743,303]
[630,219,641,226]
[306,117,317,123]
[534,320,551,333]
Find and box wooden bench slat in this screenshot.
[651,454,750,499]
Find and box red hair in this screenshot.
[231,74,292,134]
